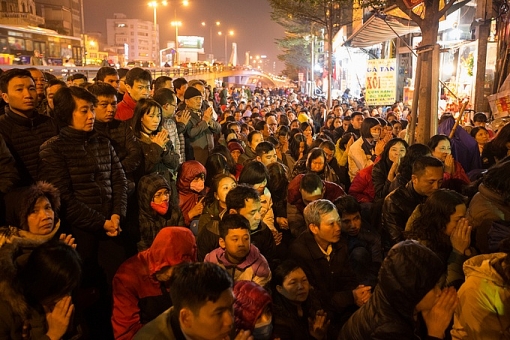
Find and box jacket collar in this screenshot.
[121,92,137,110]
[300,230,342,260]
[60,126,96,141]
[5,106,46,127]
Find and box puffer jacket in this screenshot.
[233,281,272,332]
[0,134,19,195]
[339,240,445,339]
[349,164,375,203]
[467,183,510,253]
[38,127,127,233]
[177,161,207,226]
[137,173,184,251]
[382,181,427,251]
[0,107,58,186]
[94,120,141,177]
[112,227,196,340]
[204,244,271,287]
[451,253,510,339]
[136,132,179,183]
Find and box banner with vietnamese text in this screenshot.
[365,58,397,106]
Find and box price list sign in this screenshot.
[365,58,397,106]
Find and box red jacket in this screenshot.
[115,92,136,121]
[111,227,196,339]
[287,174,346,213]
[348,164,375,203]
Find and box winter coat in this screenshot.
[290,159,339,184]
[137,173,184,251]
[288,174,346,214]
[133,307,180,340]
[238,146,257,166]
[177,161,207,226]
[233,281,272,332]
[349,164,375,203]
[0,134,19,195]
[204,244,271,287]
[94,120,141,178]
[38,127,127,234]
[382,182,427,250]
[348,137,373,181]
[289,231,358,318]
[467,183,510,253]
[442,159,470,193]
[0,107,58,186]
[339,240,445,340]
[259,188,276,232]
[115,92,136,121]
[112,227,196,340]
[372,158,394,201]
[135,131,180,184]
[183,109,221,162]
[451,253,510,339]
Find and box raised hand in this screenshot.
[151,129,169,148]
[176,110,191,125]
[45,296,74,340]
[309,310,329,340]
[59,233,77,249]
[422,286,458,339]
[444,154,455,174]
[353,285,372,307]
[450,218,471,254]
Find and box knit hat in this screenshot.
[227,140,244,154]
[184,86,202,100]
[297,113,309,123]
[233,280,272,332]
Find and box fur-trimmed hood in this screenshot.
[4,181,60,231]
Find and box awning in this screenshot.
[342,14,420,48]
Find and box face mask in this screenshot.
[252,318,273,340]
[371,133,380,141]
[151,201,169,215]
[190,180,205,193]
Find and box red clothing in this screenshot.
[115,92,137,121]
[348,164,375,203]
[288,173,346,213]
[111,227,196,340]
[177,161,207,226]
[442,159,470,192]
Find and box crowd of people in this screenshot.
[0,65,509,340]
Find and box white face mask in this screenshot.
[371,133,380,141]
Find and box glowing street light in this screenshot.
[148,1,167,30]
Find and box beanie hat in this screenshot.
[184,86,202,100]
[233,280,272,332]
[227,140,244,154]
[297,113,309,123]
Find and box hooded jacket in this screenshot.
[233,280,272,332]
[177,161,207,226]
[137,173,184,251]
[451,253,510,339]
[112,227,196,340]
[204,244,271,287]
[339,240,445,339]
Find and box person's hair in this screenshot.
[320,140,335,152]
[412,156,444,176]
[71,73,87,82]
[117,68,129,80]
[300,172,324,194]
[169,262,233,315]
[390,119,403,127]
[239,161,269,186]
[470,126,488,139]
[289,133,308,160]
[153,76,173,91]
[0,68,34,93]
[272,259,303,287]
[255,141,275,157]
[305,148,326,171]
[397,144,431,183]
[96,66,118,82]
[338,132,357,151]
[226,184,260,211]
[303,199,336,228]
[299,121,312,133]
[153,88,177,106]
[87,82,118,98]
[279,114,289,126]
[351,111,363,120]
[335,194,361,216]
[173,77,188,91]
[44,72,56,81]
[53,86,98,126]
[489,123,510,159]
[380,138,409,164]
[247,130,262,144]
[219,213,250,239]
[205,153,230,188]
[19,241,81,306]
[427,134,450,152]
[473,112,488,123]
[406,189,466,255]
[211,144,237,176]
[266,162,288,202]
[45,79,66,94]
[188,79,205,88]
[482,159,510,203]
[360,117,381,138]
[254,120,266,132]
[131,98,163,136]
[204,173,235,205]
[125,67,152,87]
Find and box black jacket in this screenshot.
[289,231,358,318]
[39,127,127,233]
[382,182,427,250]
[0,107,58,186]
[339,240,445,340]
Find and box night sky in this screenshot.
[83,0,286,72]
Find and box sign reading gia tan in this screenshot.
[365,58,397,106]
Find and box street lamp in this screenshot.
[218,30,233,64]
[171,21,182,65]
[148,1,167,30]
[201,21,220,56]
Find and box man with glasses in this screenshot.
[115,67,152,121]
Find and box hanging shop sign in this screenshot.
[365,58,397,106]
